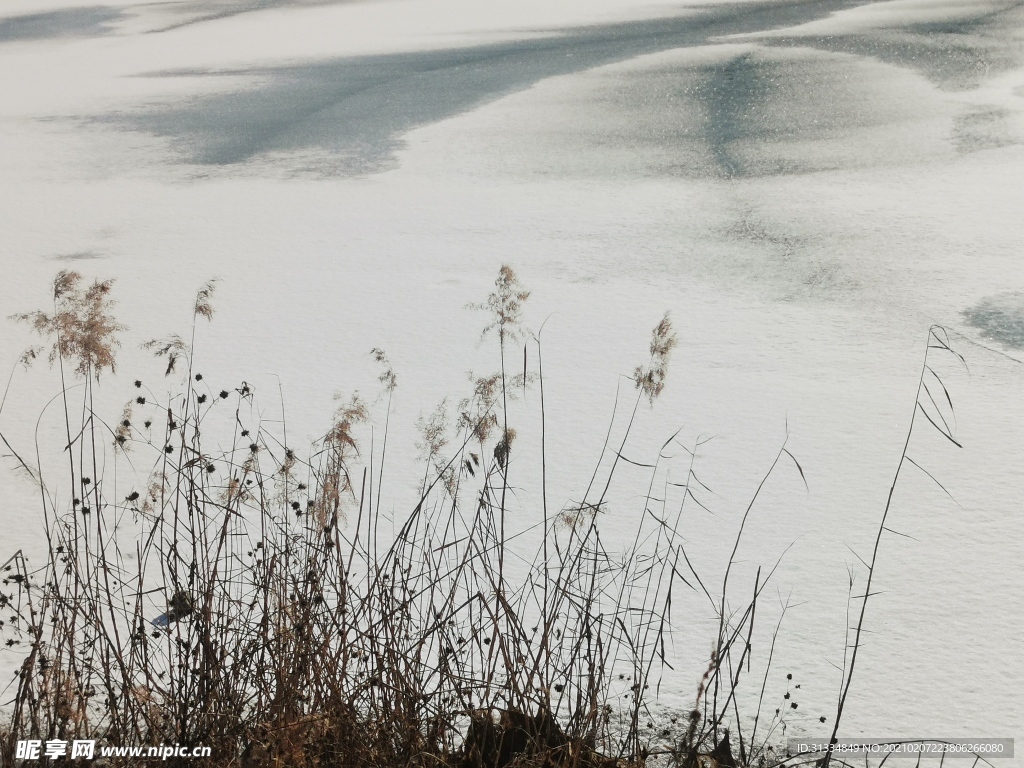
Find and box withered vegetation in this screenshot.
[0,267,968,768]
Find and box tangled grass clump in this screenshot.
[0,267,969,768]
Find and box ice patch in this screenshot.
[49,250,106,261]
[100,0,868,173]
[402,43,957,182]
[0,6,123,43]
[951,106,1018,152]
[748,0,1024,92]
[963,291,1024,348]
[147,0,360,34]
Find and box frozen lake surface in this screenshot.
[0,0,1022,758]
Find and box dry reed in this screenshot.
[0,268,971,768]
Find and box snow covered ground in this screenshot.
[0,0,1022,757]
